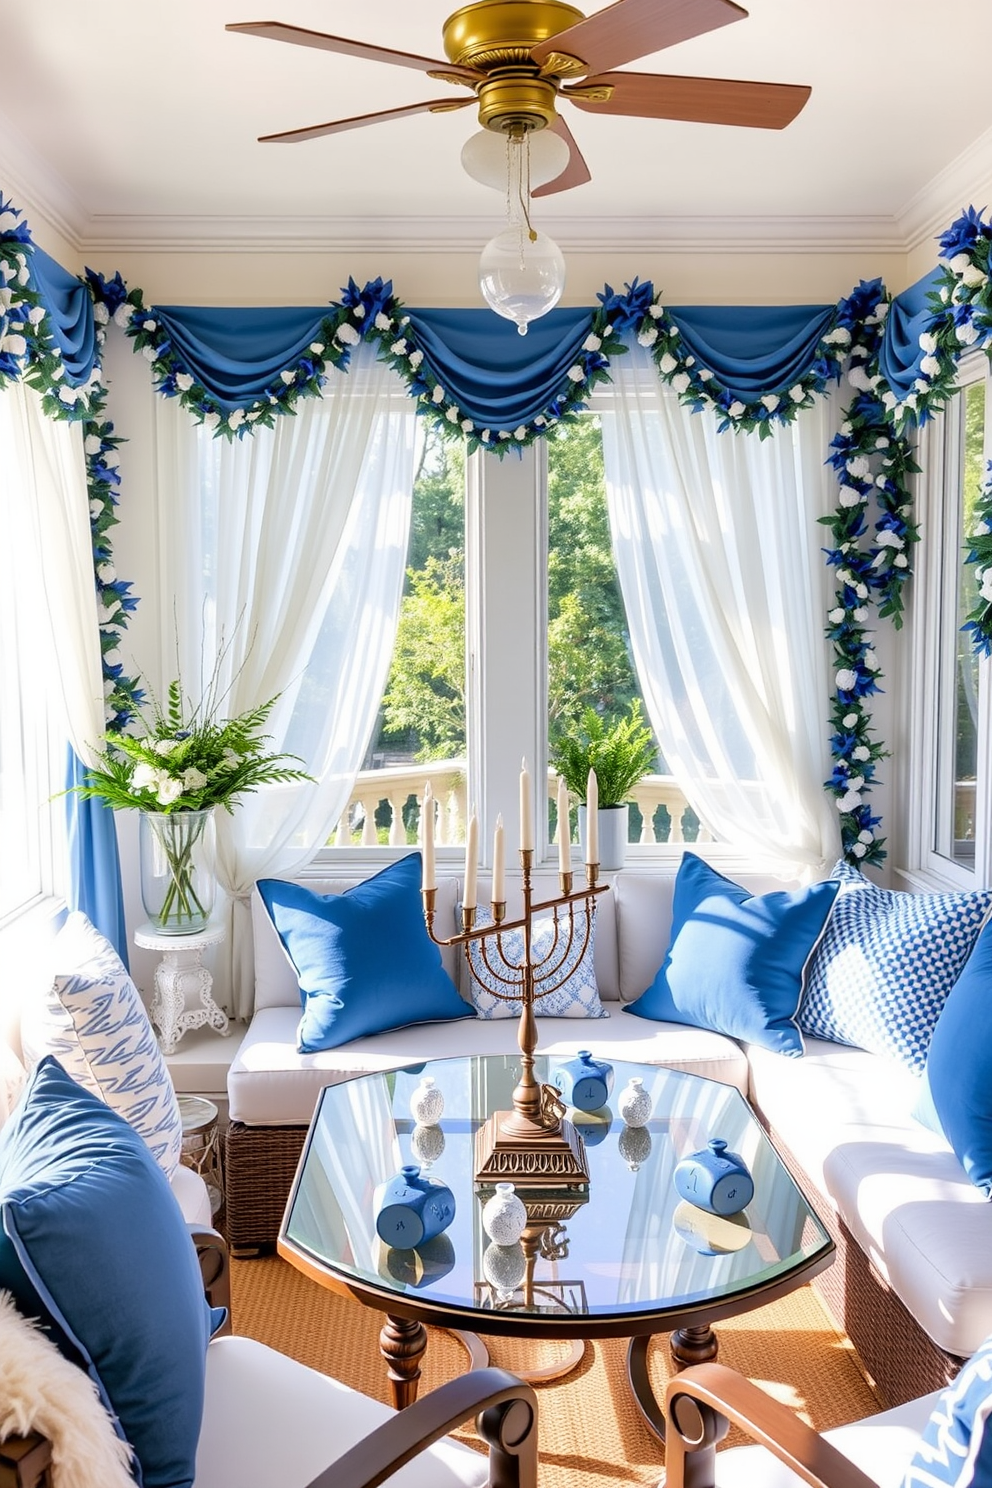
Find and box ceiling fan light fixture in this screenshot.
[475,127,566,334]
[479,224,566,335]
[461,127,570,191]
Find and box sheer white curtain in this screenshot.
[154,347,417,1017]
[1,382,104,763]
[598,347,841,875]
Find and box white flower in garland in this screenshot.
[176,372,194,392]
[761,394,780,411]
[431,384,446,405]
[566,365,585,382]
[391,338,408,355]
[637,327,659,347]
[583,332,602,352]
[788,384,805,403]
[838,485,864,507]
[408,349,423,369]
[335,322,361,346]
[828,607,846,623]
[835,668,858,691]
[658,352,678,374]
[728,400,745,418]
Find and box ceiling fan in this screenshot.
[226,0,811,197]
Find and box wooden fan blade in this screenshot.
[259,97,474,144]
[532,118,592,197]
[226,21,482,82]
[531,0,746,76]
[566,72,811,129]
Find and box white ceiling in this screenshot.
[2,0,991,252]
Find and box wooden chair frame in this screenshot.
[0,1228,538,1488]
[663,1362,880,1488]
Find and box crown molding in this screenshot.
[897,123,992,255]
[78,210,906,258]
[0,120,88,251]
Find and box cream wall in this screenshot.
[56,243,912,310]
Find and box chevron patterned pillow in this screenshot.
[20,912,183,1176]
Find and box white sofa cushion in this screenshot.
[197,1334,488,1488]
[170,1161,212,1227]
[228,1004,749,1124]
[698,1388,938,1488]
[747,1037,992,1359]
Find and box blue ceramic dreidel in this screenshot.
[550,1050,614,1113]
[673,1139,754,1217]
[374,1164,456,1249]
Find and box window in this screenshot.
[906,358,992,884]
[327,415,701,866]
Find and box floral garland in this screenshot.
[820,388,920,864]
[868,207,992,428]
[0,197,141,730]
[963,460,992,658]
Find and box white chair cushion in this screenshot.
[196,1334,488,1488]
[747,1038,992,1359]
[699,1389,939,1488]
[228,1004,749,1125]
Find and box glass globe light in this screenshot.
[479,223,566,335]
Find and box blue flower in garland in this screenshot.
[598,277,656,333]
[84,268,129,315]
[938,206,991,260]
[0,194,32,245]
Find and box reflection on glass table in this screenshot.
[278,1055,833,1441]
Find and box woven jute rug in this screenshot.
[230,1256,880,1486]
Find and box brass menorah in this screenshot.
[423,848,607,1186]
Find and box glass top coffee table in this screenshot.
[277,1054,832,1440]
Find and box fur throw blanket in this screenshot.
[0,1291,135,1488]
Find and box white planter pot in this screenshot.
[577,803,629,871]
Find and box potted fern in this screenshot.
[552,701,657,869]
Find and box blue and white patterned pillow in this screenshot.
[902,1335,992,1488]
[463,905,608,1019]
[799,861,992,1072]
[20,912,183,1176]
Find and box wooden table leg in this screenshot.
[380,1314,429,1409]
[670,1322,719,1371]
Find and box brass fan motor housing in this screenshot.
[443,0,585,132]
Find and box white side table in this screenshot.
[135,921,229,1055]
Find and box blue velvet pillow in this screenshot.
[0,1057,213,1488]
[921,918,992,1195]
[623,853,839,1056]
[258,853,475,1054]
[901,1334,992,1488]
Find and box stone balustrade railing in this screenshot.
[333,761,707,848]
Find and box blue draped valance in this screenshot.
[666,303,837,400]
[876,268,943,401]
[135,299,849,426]
[404,307,594,428]
[153,304,333,408]
[32,246,99,385]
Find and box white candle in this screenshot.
[519,757,534,851]
[492,813,506,903]
[464,809,478,910]
[421,782,436,891]
[557,775,571,874]
[585,768,599,865]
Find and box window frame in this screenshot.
[901,354,992,890]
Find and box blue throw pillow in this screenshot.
[922,918,992,1194]
[799,860,992,1072]
[0,1057,213,1488]
[258,853,475,1054]
[901,1335,992,1488]
[622,853,839,1056]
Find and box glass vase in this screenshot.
[139,809,216,935]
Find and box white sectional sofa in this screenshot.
[227,868,992,1408]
